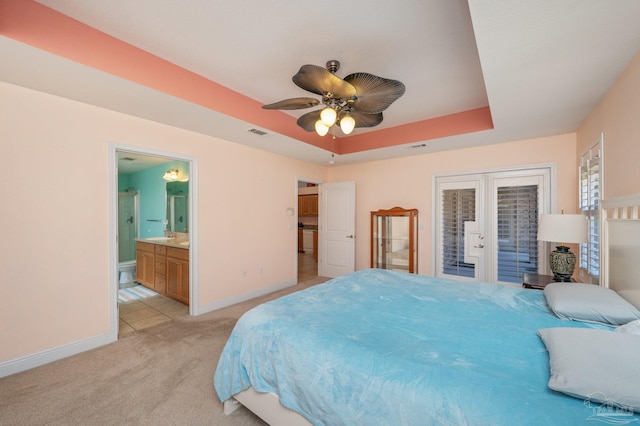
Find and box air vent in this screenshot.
[248,128,268,136]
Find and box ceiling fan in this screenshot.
[262,60,405,136]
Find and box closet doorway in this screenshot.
[434,166,554,286]
[297,178,321,282]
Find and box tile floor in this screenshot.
[119,253,317,336]
[118,293,189,336]
[298,252,318,282]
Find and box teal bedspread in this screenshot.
[214,269,606,425]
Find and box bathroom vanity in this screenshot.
[136,238,189,304]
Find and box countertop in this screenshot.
[136,237,190,249]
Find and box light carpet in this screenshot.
[0,276,329,425]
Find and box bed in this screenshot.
[214,194,640,425]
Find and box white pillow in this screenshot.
[538,327,640,412]
[615,319,640,335]
[543,283,640,325]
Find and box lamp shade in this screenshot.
[537,214,588,244]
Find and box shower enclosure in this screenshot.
[118,191,139,262]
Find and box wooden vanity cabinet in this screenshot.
[135,241,189,304]
[166,247,189,304]
[135,242,155,288]
[153,244,167,294]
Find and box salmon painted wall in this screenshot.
[9,42,640,370]
[577,50,640,199]
[0,81,326,364]
[328,134,578,275]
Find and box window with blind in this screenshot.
[579,143,601,283]
[496,185,539,283]
[442,188,476,277]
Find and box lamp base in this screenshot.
[549,245,576,282]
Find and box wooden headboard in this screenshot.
[602,193,640,309]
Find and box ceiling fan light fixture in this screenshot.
[263,60,405,137]
[320,106,337,127]
[340,115,356,135]
[315,120,330,136]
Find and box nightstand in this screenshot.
[522,273,575,290]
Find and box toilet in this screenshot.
[118,260,137,289]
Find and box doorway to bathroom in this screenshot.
[110,144,198,339]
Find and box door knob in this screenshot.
[473,244,484,248]
[346,235,355,239]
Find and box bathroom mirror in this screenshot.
[166,181,189,233]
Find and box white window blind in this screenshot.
[496,184,539,283]
[579,145,601,283]
[442,189,475,277]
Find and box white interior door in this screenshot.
[319,181,356,278]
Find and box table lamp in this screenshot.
[537,214,588,282]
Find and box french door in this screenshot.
[435,168,551,285]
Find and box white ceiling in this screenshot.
[117,151,174,174]
[2,0,640,166]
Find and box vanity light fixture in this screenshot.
[162,169,180,181]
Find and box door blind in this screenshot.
[496,184,539,283]
[442,188,476,277]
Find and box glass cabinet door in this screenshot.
[371,207,418,273]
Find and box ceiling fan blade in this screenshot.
[262,97,320,110]
[296,110,322,132]
[350,110,383,128]
[344,72,405,114]
[293,65,356,99]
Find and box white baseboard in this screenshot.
[0,330,117,378]
[0,279,298,378]
[194,279,296,316]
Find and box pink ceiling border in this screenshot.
[0,0,494,155]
